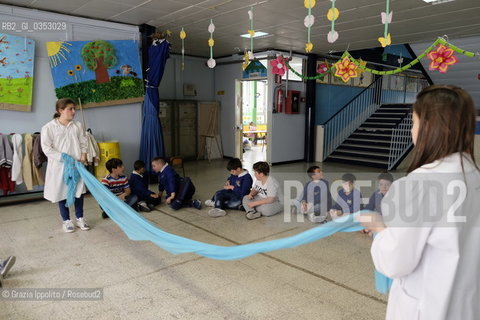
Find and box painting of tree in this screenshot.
[81,40,117,84]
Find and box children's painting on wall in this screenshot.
[0,33,35,112]
[46,40,144,108]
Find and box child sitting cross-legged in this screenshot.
[291,165,333,223]
[242,161,283,220]
[206,158,253,217]
[330,173,363,219]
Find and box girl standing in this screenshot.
[360,85,480,319]
[41,98,90,233]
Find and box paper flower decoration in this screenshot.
[334,57,359,82]
[427,44,458,73]
[208,38,214,47]
[270,56,286,76]
[180,29,186,40]
[317,62,329,74]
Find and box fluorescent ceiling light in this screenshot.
[422,0,455,4]
[240,31,269,38]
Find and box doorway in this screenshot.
[237,79,268,165]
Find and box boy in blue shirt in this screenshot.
[206,158,253,217]
[330,173,363,218]
[291,166,333,223]
[151,157,201,210]
[364,172,393,214]
[129,160,161,212]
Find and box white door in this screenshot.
[234,79,243,160]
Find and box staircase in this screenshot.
[326,104,413,168]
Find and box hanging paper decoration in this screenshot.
[378,0,392,47]
[357,58,367,75]
[270,56,287,76]
[207,19,216,68]
[334,57,359,82]
[317,61,329,74]
[427,44,458,73]
[242,50,250,71]
[180,28,186,71]
[282,37,475,80]
[327,0,340,43]
[247,7,255,58]
[304,0,316,52]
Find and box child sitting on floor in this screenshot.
[291,165,333,223]
[206,158,253,217]
[129,160,161,212]
[242,161,283,220]
[101,158,138,219]
[151,157,201,210]
[330,173,363,218]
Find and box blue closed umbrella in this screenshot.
[139,39,170,174]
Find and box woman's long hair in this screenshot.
[53,98,76,119]
[408,85,478,173]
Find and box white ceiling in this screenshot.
[2,0,480,57]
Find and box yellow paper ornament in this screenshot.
[208,38,214,47]
[305,42,313,53]
[247,30,255,37]
[327,8,340,21]
[304,0,316,8]
[180,30,186,40]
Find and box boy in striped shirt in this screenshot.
[101,158,138,218]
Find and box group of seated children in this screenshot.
[292,167,394,224]
[205,159,283,220]
[99,156,393,223]
[100,157,201,218]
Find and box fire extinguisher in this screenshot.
[275,87,284,113]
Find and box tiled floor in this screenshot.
[0,158,393,320]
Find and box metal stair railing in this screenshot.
[323,75,429,161]
[388,112,412,170]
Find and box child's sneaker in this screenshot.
[62,220,75,233]
[308,212,327,223]
[192,199,202,210]
[0,256,16,278]
[75,218,90,231]
[208,208,227,217]
[204,199,215,207]
[137,201,151,212]
[246,211,261,220]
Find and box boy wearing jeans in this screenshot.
[206,158,253,217]
[242,161,283,220]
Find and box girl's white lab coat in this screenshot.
[371,153,480,320]
[40,119,87,203]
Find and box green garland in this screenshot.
[284,37,477,80]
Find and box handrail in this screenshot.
[388,113,412,170]
[322,75,429,162]
[323,76,382,126]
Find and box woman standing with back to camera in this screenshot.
[41,98,90,233]
[360,85,480,319]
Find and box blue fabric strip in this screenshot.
[64,154,392,293]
